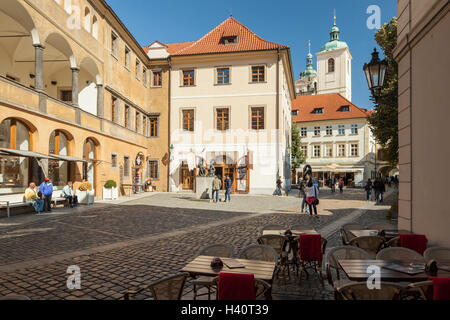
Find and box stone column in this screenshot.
[71,67,80,107]
[96,83,104,118]
[34,44,45,91]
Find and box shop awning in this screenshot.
[48,154,89,163]
[0,148,58,160]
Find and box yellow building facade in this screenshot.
[0,0,169,198]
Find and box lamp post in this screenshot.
[363,48,388,102]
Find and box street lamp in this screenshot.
[363,48,388,101]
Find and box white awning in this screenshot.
[48,154,89,163]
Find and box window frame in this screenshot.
[111,31,119,59]
[250,65,266,83]
[152,70,163,87]
[148,159,160,180]
[351,124,358,135]
[338,144,346,157]
[149,116,159,137]
[326,125,333,136]
[123,155,130,179]
[135,59,141,81]
[215,67,231,85]
[350,143,359,157]
[182,109,195,132]
[300,127,307,137]
[250,106,265,130]
[215,107,230,131]
[181,69,195,87]
[328,58,335,73]
[313,145,321,158]
[314,126,321,137]
[124,46,131,70]
[111,153,118,169]
[338,125,346,135]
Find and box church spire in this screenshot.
[300,40,317,79]
[330,10,340,41]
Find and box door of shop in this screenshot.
[181,167,194,190]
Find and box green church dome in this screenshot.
[320,15,348,52]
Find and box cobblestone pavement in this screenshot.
[0,188,397,300]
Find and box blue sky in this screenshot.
[106,0,397,109]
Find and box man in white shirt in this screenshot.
[61,181,78,208]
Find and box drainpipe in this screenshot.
[167,57,172,192]
[276,48,280,180]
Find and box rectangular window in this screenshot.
[143,67,147,86]
[301,145,308,158]
[153,71,162,87]
[124,105,130,128]
[300,127,307,137]
[217,67,230,85]
[135,59,141,80]
[135,111,140,132]
[216,108,230,131]
[111,154,118,168]
[111,96,118,123]
[326,126,333,136]
[338,125,345,135]
[182,70,195,86]
[182,110,194,132]
[251,107,265,130]
[351,144,359,157]
[125,46,130,69]
[111,32,118,58]
[149,160,159,179]
[325,144,333,157]
[314,126,321,137]
[338,144,346,157]
[60,90,72,103]
[124,156,130,178]
[142,116,147,135]
[313,108,324,114]
[351,124,358,135]
[149,117,159,137]
[251,66,265,83]
[313,145,321,158]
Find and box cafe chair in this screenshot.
[335,282,404,300]
[340,223,366,245]
[376,247,426,263]
[238,244,278,263]
[298,234,324,285]
[325,246,371,291]
[192,243,234,300]
[403,281,434,300]
[385,236,401,248]
[367,223,397,231]
[404,278,450,300]
[212,274,272,300]
[259,224,286,236]
[258,235,289,280]
[123,273,189,300]
[424,247,450,263]
[348,236,385,258]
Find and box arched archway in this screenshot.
[82,137,99,190]
[49,130,74,187]
[43,32,77,103]
[0,0,40,88]
[79,56,101,115]
[0,117,42,193]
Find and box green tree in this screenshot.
[291,123,305,175]
[367,17,399,166]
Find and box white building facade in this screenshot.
[149,17,296,195]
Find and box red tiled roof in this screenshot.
[162,16,287,56]
[292,94,372,123]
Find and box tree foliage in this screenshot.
[367,17,399,166]
[291,123,305,173]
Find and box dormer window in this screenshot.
[223,36,238,45]
[312,108,324,114]
[292,110,298,116]
[339,105,350,112]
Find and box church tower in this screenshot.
[295,41,318,96]
[316,12,352,100]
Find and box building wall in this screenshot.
[0,0,169,196]
[295,118,375,186]
[169,51,292,194]
[395,0,450,246]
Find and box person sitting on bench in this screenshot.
[24,182,44,213]
[61,181,78,208]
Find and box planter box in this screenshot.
[103,187,118,200]
[78,190,95,205]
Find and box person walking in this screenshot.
[212,175,222,203]
[305,177,319,217]
[338,178,344,194]
[365,179,373,201]
[275,177,282,196]
[39,177,53,212]
[224,175,232,203]
[379,178,386,203]
[61,181,78,208]
[299,179,309,214]
[24,182,44,213]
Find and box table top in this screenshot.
[181,256,276,282]
[349,229,413,238]
[338,259,450,282]
[262,229,318,237]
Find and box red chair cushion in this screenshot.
[299,234,322,262]
[430,277,450,300]
[400,234,427,255]
[218,272,255,300]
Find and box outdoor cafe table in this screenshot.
[262,229,319,237]
[338,260,450,282]
[181,255,276,283]
[349,229,413,239]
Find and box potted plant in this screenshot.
[103,180,118,200]
[144,178,152,192]
[78,180,94,205]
